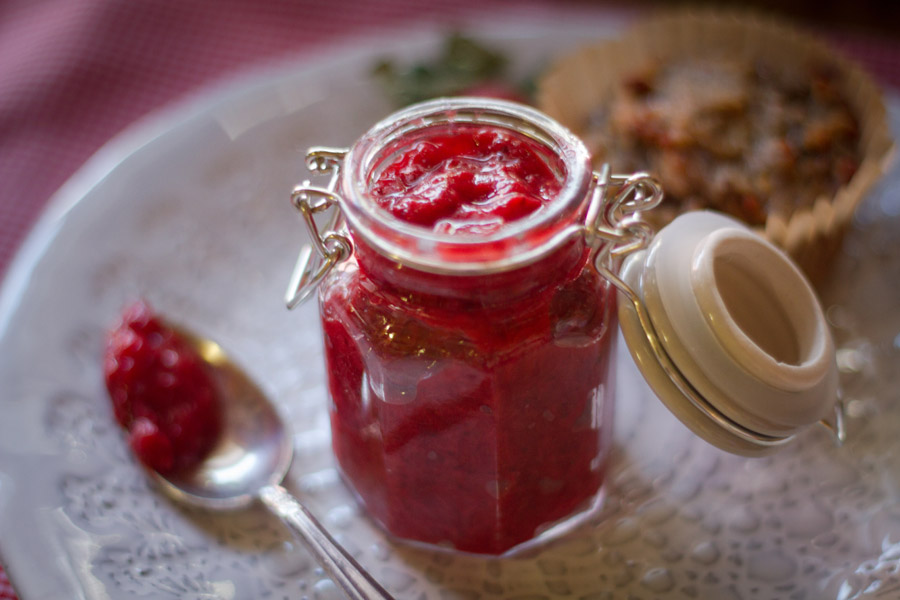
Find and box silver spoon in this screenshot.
[151,326,393,600]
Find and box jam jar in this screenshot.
[284,98,844,556]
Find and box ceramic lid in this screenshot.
[617,211,840,456]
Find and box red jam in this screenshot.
[319,122,616,555]
[370,124,563,234]
[103,301,222,475]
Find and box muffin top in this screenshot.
[583,56,861,227]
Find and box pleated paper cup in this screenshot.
[538,9,895,285]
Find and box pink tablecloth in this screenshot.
[1,1,899,598]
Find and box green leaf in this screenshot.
[372,32,515,107]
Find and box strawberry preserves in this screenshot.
[370,125,562,234]
[103,301,222,475]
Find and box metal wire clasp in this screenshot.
[584,164,664,273]
[285,147,352,309]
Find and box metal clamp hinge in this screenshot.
[285,147,351,310]
[585,164,664,273]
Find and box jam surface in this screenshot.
[370,124,563,234]
[321,123,615,554]
[103,301,222,474]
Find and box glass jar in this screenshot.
[285,98,662,555]
[284,98,844,556]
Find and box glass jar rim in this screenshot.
[340,97,594,275]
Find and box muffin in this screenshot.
[538,10,894,284]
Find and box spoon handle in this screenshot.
[259,484,395,600]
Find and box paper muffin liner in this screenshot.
[538,9,895,286]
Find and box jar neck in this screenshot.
[339,98,594,281]
[352,233,589,305]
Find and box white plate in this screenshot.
[2,11,900,600]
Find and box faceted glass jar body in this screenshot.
[317,99,617,555]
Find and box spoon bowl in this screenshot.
[152,329,293,510]
[151,324,393,600]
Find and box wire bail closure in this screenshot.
[285,147,352,309]
[584,164,664,266]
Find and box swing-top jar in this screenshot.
[285,98,843,556]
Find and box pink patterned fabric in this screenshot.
[0,0,581,279]
[0,1,898,597]
[0,568,14,600]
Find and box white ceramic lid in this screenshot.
[617,211,839,456]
